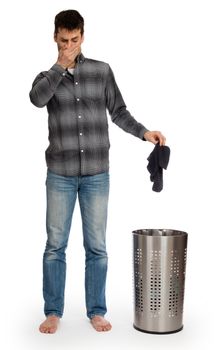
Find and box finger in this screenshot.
[67,46,80,54]
[158,135,163,146]
[66,49,80,61]
[59,47,68,53]
[159,135,166,146]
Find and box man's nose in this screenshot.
[66,41,72,49]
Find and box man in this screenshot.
[29,9,166,334]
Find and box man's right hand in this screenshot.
[56,46,81,69]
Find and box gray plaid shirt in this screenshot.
[30,53,148,176]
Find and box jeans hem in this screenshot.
[45,312,62,318]
[88,313,106,320]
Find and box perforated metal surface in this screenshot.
[133,229,188,334]
[134,248,143,312]
[150,250,161,317]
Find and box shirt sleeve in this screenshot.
[105,65,149,140]
[29,64,66,108]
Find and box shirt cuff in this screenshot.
[50,64,67,76]
[140,128,149,141]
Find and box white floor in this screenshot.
[3,298,219,350]
[3,252,221,350]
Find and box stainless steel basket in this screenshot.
[133,229,188,334]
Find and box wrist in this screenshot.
[143,131,150,140]
[56,61,67,69]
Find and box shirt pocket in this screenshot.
[82,76,105,100]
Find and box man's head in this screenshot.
[54,10,84,35]
[54,10,84,50]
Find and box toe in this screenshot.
[90,316,112,332]
[39,326,45,333]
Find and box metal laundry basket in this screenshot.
[133,229,188,334]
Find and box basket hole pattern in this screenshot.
[149,250,161,317]
[169,250,184,317]
[134,248,144,312]
[134,246,187,318]
[180,247,187,314]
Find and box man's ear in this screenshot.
[81,34,85,44]
[54,33,57,43]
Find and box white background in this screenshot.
[1,0,222,349]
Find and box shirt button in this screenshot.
[78,115,82,119]
[81,150,84,153]
[62,72,66,76]
[80,133,83,136]
[77,98,80,102]
[75,82,79,85]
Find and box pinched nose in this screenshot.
[61,41,73,50]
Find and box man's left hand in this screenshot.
[144,131,166,146]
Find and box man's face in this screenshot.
[54,28,84,51]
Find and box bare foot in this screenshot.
[90,315,112,332]
[39,315,60,334]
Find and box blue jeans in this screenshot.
[43,170,109,319]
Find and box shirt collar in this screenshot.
[76,53,85,64]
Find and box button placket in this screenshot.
[74,65,85,171]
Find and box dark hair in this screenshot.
[54,10,84,35]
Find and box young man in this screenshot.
[29,10,166,334]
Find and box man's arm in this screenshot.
[105,65,148,140]
[29,46,81,108]
[29,64,66,108]
[105,65,165,145]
